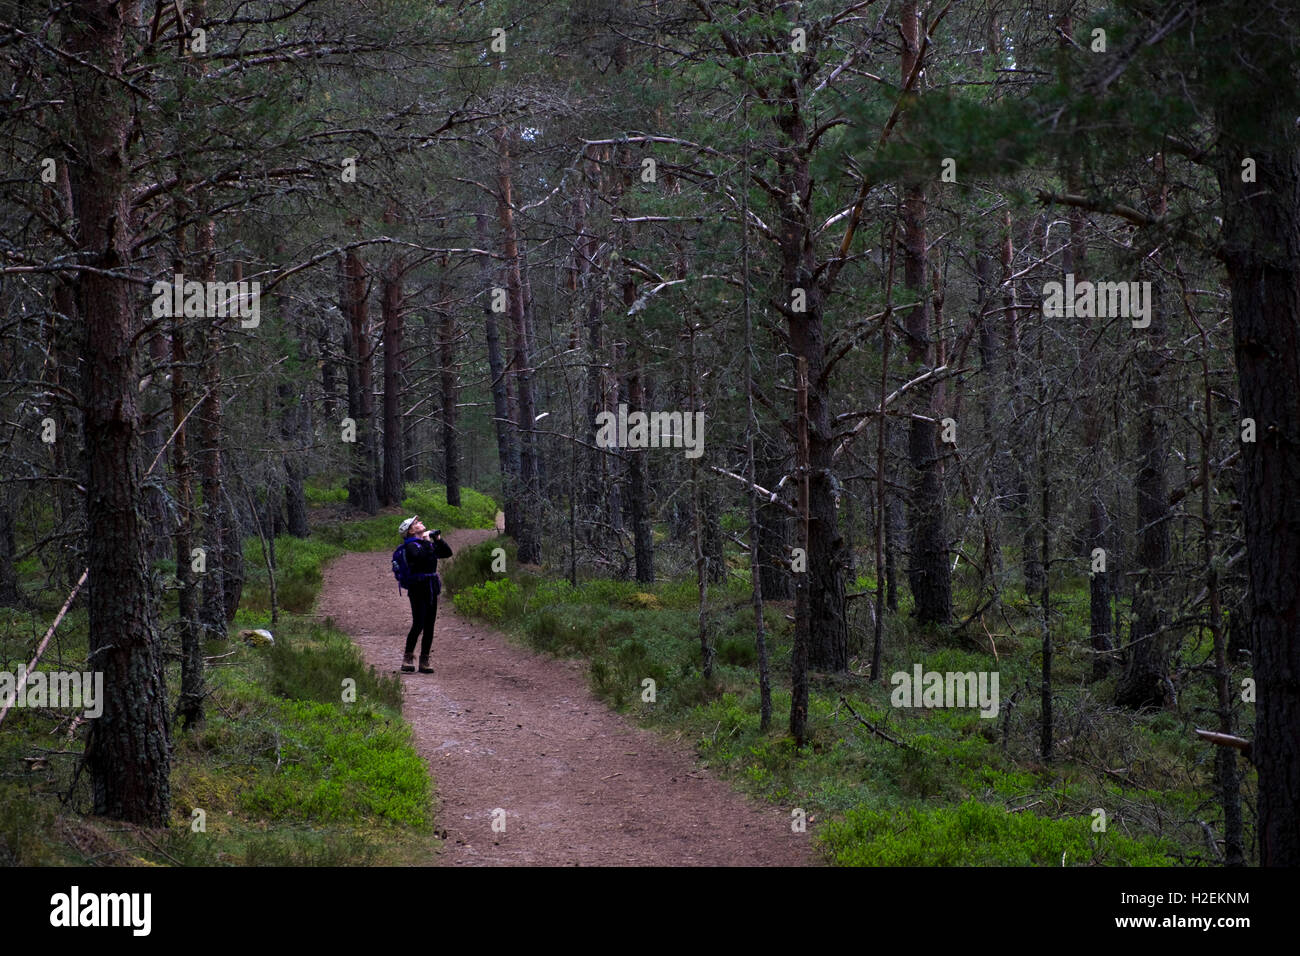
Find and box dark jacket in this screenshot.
[403,535,453,578]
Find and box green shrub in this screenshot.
[240,699,431,828]
[718,633,758,667]
[443,537,515,595]
[819,798,1174,866]
[268,623,402,710]
[452,578,521,621]
[0,793,54,865]
[401,482,499,531]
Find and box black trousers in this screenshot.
[405,583,438,658]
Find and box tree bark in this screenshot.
[440,259,461,507]
[1117,162,1173,710]
[479,212,520,534]
[1215,100,1300,867]
[775,87,848,673]
[0,493,20,608]
[496,126,541,564]
[757,431,792,601]
[197,220,228,641]
[172,260,203,728]
[342,250,378,514]
[626,369,655,583]
[66,0,170,825]
[901,2,952,628]
[380,255,406,507]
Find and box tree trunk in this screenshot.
[901,2,951,628]
[66,0,170,825]
[0,493,20,608]
[172,281,203,729]
[440,264,461,507]
[320,321,338,420]
[791,358,811,745]
[741,145,773,728]
[279,281,310,538]
[197,221,227,641]
[757,432,792,601]
[975,245,1005,595]
[221,482,244,624]
[479,212,520,534]
[496,126,541,564]
[775,95,847,673]
[626,369,655,583]
[1117,164,1173,710]
[380,256,406,507]
[342,251,378,514]
[1215,102,1300,867]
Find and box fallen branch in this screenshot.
[1194,728,1253,762]
[839,696,911,750]
[0,568,89,729]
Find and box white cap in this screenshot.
[398,515,420,536]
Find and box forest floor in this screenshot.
[316,523,814,866]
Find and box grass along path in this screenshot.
[316,524,813,866]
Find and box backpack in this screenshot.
[392,538,441,596]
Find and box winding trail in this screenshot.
[316,523,814,866]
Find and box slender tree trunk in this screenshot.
[975,246,1005,596]
[626,370,655,583]
[791,358,811,745]
[381,256,406,507]
[280,287,310,538]
[197,221,227,640]
[1037,328,1052,761]
[901,2,951,628]
[342,251,378,514]
[217,260,245,626]
[999,212,1040,596]
[885,418,904,612]
[49,160,83,590]
[496,127,541,563]
[757,431,792,600]
[479,213,520,534]
[173,270,203,728]
[220,473,244,625]
[775,98,848,673]
[320,321,338,420]
[440,260,461,507]
[872,247,892,680]
[688,323,713,679]
[0,493,20,608]
[741,140,772,727]
[1117,162,1173,709]
[1193,311,1244,866]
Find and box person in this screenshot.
[397,515,453,673]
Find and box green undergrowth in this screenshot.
[236,480,496,623]
[446,537,1239,867]
[820,798,1171,866]
[1,615,435,866]
[0,479,497,866]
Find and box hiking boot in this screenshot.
[401,653,415,673]
[418,655,434,674]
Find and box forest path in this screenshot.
[316,522,814,866]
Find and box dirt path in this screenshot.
[316,524,814,867]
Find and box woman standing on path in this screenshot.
[397,515,453,673]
